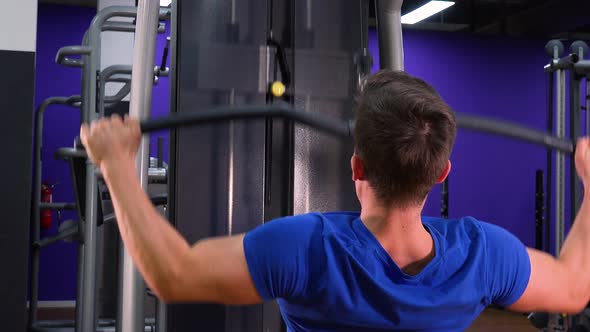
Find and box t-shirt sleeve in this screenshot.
[243,213,325,301]
[480,221,531,307]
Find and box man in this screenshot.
[81,70,590,331]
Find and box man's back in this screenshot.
[82,70,590,331]
[244,212,530,332]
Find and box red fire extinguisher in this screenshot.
[40,182,54,229]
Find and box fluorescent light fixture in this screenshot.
[160,0,172,7]
[401,1,455,25]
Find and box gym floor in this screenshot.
[36,307,536,331]
[467,309,536,332]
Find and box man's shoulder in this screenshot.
[423,215,482,230]
[270,212,363,245]
[423,216,490,243]
[271,211,358,225]
[261,211,358,237]
[424,216,518,248]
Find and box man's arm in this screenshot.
[104,159,262,304]
[81,116,262,304]
[509,139,590,313]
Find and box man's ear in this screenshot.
[436,160,451,184]
[351,155,365,181]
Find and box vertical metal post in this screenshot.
[29,98,80,328]
[544,40,563,255]
[376,0,404,71]
[570,74,582,223]
[75,239,85,332]
[587,80,590,136]
[535,170,544,251]
[155,299,167,332]
[28,104,44,328]
[117,0,160,331]
[547,67,567,332]
[441,177,449,219]
[570,42,586,224]
[586,80,590,136]
[82,165,99,332]
[228,90,236,237]
[555,68,566,255]
[545,71,553,253]
[81,23,99,332]
[75,33,90,332]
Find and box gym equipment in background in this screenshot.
[28,5,171,332]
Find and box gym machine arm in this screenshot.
[146,106,576,154]
[56,46,92,68]
[75,104,576,156]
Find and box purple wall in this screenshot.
[369,29,562,251]
[36,4,170,300]
[36,7,557,300]
[36,4,95,301]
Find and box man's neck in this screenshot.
[360,200,435,275]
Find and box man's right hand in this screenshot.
[508,137,590,314]
[80,115,141,171]
[575,138,590,187]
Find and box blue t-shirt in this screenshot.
[243,212,531,332]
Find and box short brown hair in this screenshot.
[354,70,456,205]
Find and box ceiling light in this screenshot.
[160,0,172,7]
[401,1,455,25]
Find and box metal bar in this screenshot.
[455,113,574,154]
[39,202,77,210]
[574,60,590,76]
[230,0,236,24]
[102,21,166,33]
[81,162,99,332]
[556,69,566,255]
[545,71,553,253]
[587,79,590,136]
[547,53,579,72]
[105,74,133,83]
[34,224,79,248]
[306,0,312,31]
[535,170,544,250]
[82,6,140,121]
[99,65,132,115]
[31,101,48,326]
[74,103,576,160]
[118,1,160,331]
[102,65,132,81]
[157,137,163,168]
[74,241,85,332]
[79,7,142,332]
[55,46,92,67]
[570,74,582,225]
[547,66,568,332]
[137,105,575,153]
[155,299,167,332]
[77,9,167,329]
[376,0,404,70]
[28,96,81,328]
[228,90,236,238]
[76,33,89,332]
[441,177,449,218]
[570,41,586,225]
[165,1,178,327]
[73,102,577,162]
[141,105,351,137]
[104,82,131,104]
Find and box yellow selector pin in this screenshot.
[271,81,285,97]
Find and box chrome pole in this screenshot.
[117,0,160,331]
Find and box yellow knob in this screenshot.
[271,81,285,97]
